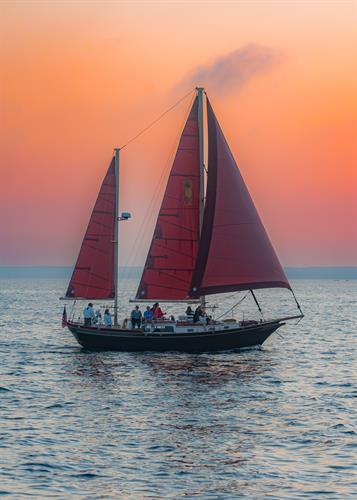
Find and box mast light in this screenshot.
[120,212,131,220]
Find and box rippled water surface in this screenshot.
[0,279,356,499]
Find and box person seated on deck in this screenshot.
[185,306,194,319]
[152,302,164,320]
[103,309,112,327]
[131,305,142,328]
[83,303,95,326]
[143,306,153,324]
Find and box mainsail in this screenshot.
[135,97,201,300]
[65,158,116,299]
[190,99,290,297]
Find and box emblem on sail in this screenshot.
[183,180,193,205]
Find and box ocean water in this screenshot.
[0,278,356,499]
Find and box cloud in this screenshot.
[176,44,281,95]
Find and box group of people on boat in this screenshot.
[130,303,165,328]
[82,302,209,329]
[185,305,206,323]
[83,303,112,327]
[129,303,210,328]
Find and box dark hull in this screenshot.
[66,321,285,353]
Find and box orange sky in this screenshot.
[0,0,356,267]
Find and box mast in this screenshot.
[114,148,120,325]
[196,87,205,308]
[196,87,205,231]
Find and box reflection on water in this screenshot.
[67,350,276,403]
[0,278,356,499]
[141,351,274,385]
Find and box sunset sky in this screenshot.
[0,0,356,267]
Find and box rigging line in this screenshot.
[119,161,173,296]
[290,289,303,314]
[216,292,249,321]
[119,132,180,292]
[118,126,176,280]
[120,88,195,150]
[250,289,265,320]
[224,291,243,302]
[294,315,304,327]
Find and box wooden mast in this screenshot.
[196,87,206,309]
[114,147,120,325]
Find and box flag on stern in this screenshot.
[62,306,68,328]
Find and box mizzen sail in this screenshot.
[190,99,290,297]
[135,97,200,300]
[65,158,116,299]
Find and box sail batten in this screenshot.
[65,158,116,299]
[135,97,200,301]
[190,99,290,297]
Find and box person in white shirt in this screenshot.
[83,303,95,326]
[104,309,112,327]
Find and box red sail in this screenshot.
[66,158,116,299]
[135,97,200,300]
[190,99,290,297]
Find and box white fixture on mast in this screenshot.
[113,148,132,325]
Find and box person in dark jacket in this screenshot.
[185,306,194,318]
[131,306,142,328]
[193,305,203,323]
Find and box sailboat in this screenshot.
[62,88,303,352]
